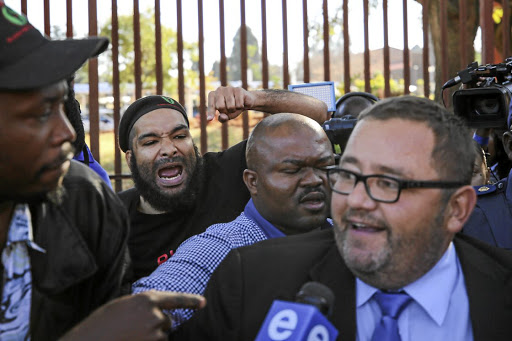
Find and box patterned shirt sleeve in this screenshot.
[131,213,267,328]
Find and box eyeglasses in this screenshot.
[326,166,465,203]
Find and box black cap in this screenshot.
[0,2,109,90]
[118,95,189,152]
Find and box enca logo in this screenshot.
[267,309,330,341]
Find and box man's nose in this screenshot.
[160,138,178,157]
[346,181,377,210]
[54,108,76,147]
[300,167,325,187]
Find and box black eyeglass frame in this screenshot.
[325,166,466,203]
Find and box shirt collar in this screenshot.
[356,242,459,326]
[8,204,45,253]
[244,199,286,239]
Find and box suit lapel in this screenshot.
[309,243,356,341]
[454,236,512,341]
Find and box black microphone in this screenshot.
[255,282,338,341]
[442,75,461,90]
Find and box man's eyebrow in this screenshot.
[137,124,189,141]
[340,155,409,177]
[376,165,408,178]
[281,155,334,165]
[339,155,359,166]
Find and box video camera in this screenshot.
[445,58,512,129]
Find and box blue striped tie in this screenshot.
[371,291,412,341]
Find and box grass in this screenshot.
[85,112,264,191]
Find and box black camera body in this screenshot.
[451,58,512,129]
[321,115,357,147]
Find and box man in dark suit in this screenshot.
[171,96,512,340]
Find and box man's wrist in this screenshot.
[473,132,489,146]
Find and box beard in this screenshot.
[130,145,204,214]
[333,204,449,289]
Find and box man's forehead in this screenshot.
[343,118,435,176]
[261,132,332,163]
[134,108,189,130]
[0,79,67,112]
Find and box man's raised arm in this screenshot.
[207,86,329,124]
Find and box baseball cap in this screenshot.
[0,2,109,90]
[118,95,189,152]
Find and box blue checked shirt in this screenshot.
[132,199,330,328]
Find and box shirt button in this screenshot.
[498,182,504,189]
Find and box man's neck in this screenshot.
[137,196,167,214]
[0,201,15,251]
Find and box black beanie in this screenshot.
[118,95,189,152]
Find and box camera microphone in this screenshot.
[255,282,338,341]
[442,76,461,90]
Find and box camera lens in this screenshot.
[472,97,501,116]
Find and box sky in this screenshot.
[6,0,427,70]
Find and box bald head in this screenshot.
[243,113,334,235]
[246,113,329,171]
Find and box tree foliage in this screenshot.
[99,9,198,96]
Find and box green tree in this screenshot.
[99,9,198,96]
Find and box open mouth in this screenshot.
[348,221,386,234]
[157,165,185,186]
[299,192,326,211]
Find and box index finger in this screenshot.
[207,91,218,121]
[148,291,207,310]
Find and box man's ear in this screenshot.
[125,150,133,172]
[243,169,258,196]
[502,131,512,162]
[445,185,477,234]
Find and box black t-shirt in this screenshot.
[118,140,250,281]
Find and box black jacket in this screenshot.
[173,230,512,341]
[27,161,130,340]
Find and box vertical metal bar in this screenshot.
[459,0,467,69]
[21,0,27,15]
[112,0,122,191]
[302,0,310,83]
[219,0,229,150]
[155,0,163,94]
[403,0,410,95]
[282,0,290,88]
[198,0,208,153]
[480,0,495,64]
[240,0,249,139]
[176,0,185,105]
[44,0,50,36]
[503,0,510,59]
[88,0,100,162]
[363,0,371,93]
[261,0,269,89]
[322,0,330,81]
[440,0,449,104]
[343,0,350,94]
[66,0,73,38]
[440,0,448,85]
[383,0,390,97]
[422,0,429,98]
[133,0,142,99]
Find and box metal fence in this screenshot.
[13,0,509,191]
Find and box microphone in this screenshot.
[441,75,461,90]
[255,282,339,341]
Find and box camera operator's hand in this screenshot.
[207,86,257,123]
[59,290,206,341]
